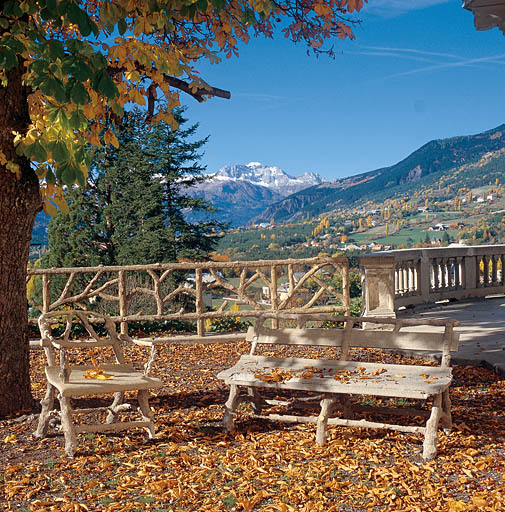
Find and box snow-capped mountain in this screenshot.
[211,162,324,196]
[188,162,325,226]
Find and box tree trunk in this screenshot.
[0,65,41,417]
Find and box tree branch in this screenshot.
[165,75,231,102]
[110,65,231,103]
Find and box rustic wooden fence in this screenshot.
[27,257,349,341]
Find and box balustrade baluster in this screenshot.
[408,263,415,294]
[447,258,456,290]
[441,259,448,289]
[432,259,439,291]
[455,257,461,289]
[195,268,204,336]
[483,255,490,287]
[492,255,498,286]
[476,256,482,287]
[414,260,420,294]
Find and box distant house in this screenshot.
[342,244,361,251]
[430,223,449,231]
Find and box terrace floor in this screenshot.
[401,295,505,376]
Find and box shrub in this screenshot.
[205,317,251,333]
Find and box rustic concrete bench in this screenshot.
[217,313,460,460]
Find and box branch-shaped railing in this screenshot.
[27,257,349,339]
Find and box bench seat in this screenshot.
[218,355,452,400]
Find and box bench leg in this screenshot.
[422,393,442,460]
[58,394,77,458]
[316,398,336,445]
[341,395,354,420]
[138,390,156,439]
[247,387,265,414]
[441,389,452,434]
[34,383,56,438]
[223,385,240,432]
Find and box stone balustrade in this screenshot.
[360,245,505,316]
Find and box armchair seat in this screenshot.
[45,364,163,397]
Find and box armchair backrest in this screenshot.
[38,310,125,382]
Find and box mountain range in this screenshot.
[253,124,505,224]
[31,162,324,244]
[188,162,324,226]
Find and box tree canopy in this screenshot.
[2,0,366,212]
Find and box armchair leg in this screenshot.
[59,394,77,458]
[106,392,125,424]
[138,390,156,439]
[34,384,56,438]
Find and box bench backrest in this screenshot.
[246,325,459,363]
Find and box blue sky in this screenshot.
[184,1,505,181]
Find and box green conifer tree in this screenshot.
[46,108,221,268]
[146,107,222,261]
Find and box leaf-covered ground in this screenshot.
[2,341,505,512]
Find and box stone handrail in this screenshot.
[360,245,505,315]
[27,257,349,338]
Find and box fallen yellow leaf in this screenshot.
[447,499,467,511]
[471,496,487,507]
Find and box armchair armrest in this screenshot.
[119,334,157,376]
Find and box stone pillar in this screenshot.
[359,255,396,323]
[463,255,477,290]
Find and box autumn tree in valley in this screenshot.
[0,0,366,417]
